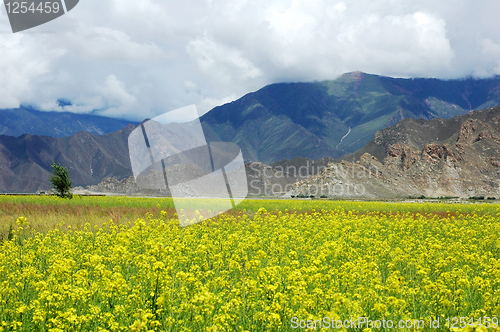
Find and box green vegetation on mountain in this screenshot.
[201,72,500,163]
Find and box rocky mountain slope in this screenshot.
[4,72,500,194]
[201,72,500,163]
[292,107,500,198]
[0,125,135,192]
[0,120,300,194]
[82,106,500,199]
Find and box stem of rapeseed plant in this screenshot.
[241,259,246,326]
[151,274,160,329]
[7,223,13,241]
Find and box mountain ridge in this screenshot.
[201,72,500,163]
[3,72,500,193]
[0,107,137,138]
[292,106,500,198]
[0,124,136,192]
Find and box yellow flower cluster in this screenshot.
[0,201,500,331]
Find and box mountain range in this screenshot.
[292,106,500,198]
[1,72,500,194]
[0,107,136,137]
[201,71,500,163]
[0,125,134,192]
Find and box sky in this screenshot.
[1,0,500,122]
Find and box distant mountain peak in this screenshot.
[342,71,365,79]
[201,73,500,163]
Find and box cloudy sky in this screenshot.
[1,0,500,122]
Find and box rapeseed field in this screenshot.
[0,196,499,331]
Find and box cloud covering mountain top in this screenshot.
[1,0,499,121]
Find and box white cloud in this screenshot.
[265,1,319,45]
[101,75,136,107]
[331,11,454,76]
[184,80,198,91]
[187,35,262,84]
[0,34,66,108]
[331,2,346,16]
[0,0,499,122]
[60,26,167,62]
[478,38,500,76]
[198,94,239,116]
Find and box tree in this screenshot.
[49,161,73,199]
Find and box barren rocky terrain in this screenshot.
[292,107,500,198]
